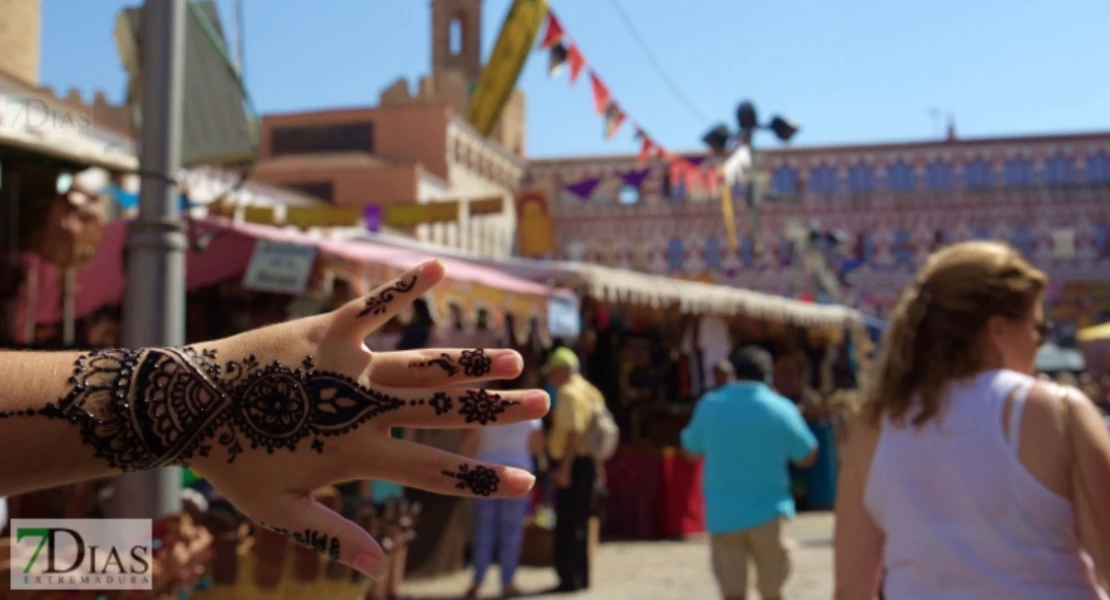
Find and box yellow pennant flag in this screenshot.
[720,173,739,250]
[467,0,549,136]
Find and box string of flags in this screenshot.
[539,10,720,195]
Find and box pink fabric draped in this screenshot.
[19,217,555,327]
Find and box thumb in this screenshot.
[251,494,387,579]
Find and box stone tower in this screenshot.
[431,0,482,85]
[0,0,41,86]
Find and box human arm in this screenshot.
[679,401,705,457]
[0,261,550,578]
[833,413,884,600]
[782,401,819,467]
[1060,386,1110,582]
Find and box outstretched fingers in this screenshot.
[372,385,549,428]
[250,494,386,579]
[370,348,524,388]
[333,260,446,344]
[368,438,536,499]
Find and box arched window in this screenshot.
[1086,153,1110,185]
[847,165,876,193]
[962,159,994,189]
[924,162,955,190]
[1044,155,1076,186]
[449,17,464,55]
[704,236,723,270]
[740,236,754,266]
[667,238,685,271]
[1004,158,1036,187]
[771,167,800,196]
[617,184,641,205]
[1012,226,1034,257]
[885,162,916,191]
[808,166,838,194]
[893,231,913,264]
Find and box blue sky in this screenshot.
[41,0,1110,158]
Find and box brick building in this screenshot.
[526,131,1110,328]
[252,0,527,258]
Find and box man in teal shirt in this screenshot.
[681,346,818,600]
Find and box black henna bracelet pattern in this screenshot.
[28,346,519,474]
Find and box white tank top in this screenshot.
[864,369,1106,599]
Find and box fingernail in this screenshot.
[494,352,523,372]
[421,260,442,276]
[353,553,387,579]
[507,469,537,493]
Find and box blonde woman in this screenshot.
[835,241,1110,599]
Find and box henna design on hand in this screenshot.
[257,520,341,561]
[457,389,520,425]
[407,349,492,378]
[408,353,459,377]
[41,347,407,471]
[357,275,418,318]
[457,349,492,377]
[442,464,500,497]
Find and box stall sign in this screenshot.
[286,205,362,229]
[384,201,460,228]
[469,196,504,216]
[242,240,318,295]
[242,205,276,225]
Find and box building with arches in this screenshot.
[526,131,1110,327]
[253,0,527,259]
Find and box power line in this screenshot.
[604,0,713,126]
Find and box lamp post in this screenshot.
[702,100,799,259]
[115,0,187,520]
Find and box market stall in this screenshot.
[442,256,870,538]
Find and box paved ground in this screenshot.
[400,512,834,600]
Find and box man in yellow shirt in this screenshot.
[544,347,604,593]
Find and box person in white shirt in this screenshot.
[462,417,545,599]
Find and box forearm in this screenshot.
[0,343,223,497]
[559,431,579,468]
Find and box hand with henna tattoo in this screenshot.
[0,260,549,579]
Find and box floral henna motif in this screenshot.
[41,347,408,471]
[429,392,453,415]
[457,389,519,425]
[457,349,492,377]
[357,275,418,318]
[442,464,500,497]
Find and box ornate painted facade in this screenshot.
[526,132,1110,326]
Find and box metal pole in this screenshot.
[116,0,187,519]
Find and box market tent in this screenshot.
[21,217,565,326]
[1078,322,1110,342]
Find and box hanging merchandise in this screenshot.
[537,10,714,198]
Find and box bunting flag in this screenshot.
[589,72,610,115]
[603,102,625,139]
[548,42,568,77]
[538,10,712,195]
[539,12,565,49]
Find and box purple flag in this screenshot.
[565,177,602,199]
[364,204,382,232]
[620,168,650,188]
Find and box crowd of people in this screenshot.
[1,241,1109,599]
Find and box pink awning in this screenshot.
[20,217,557,327]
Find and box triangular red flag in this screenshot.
[567,44,586,83]
[589,72,610,115]
[539,13,565,49]
[604,102,626,139]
